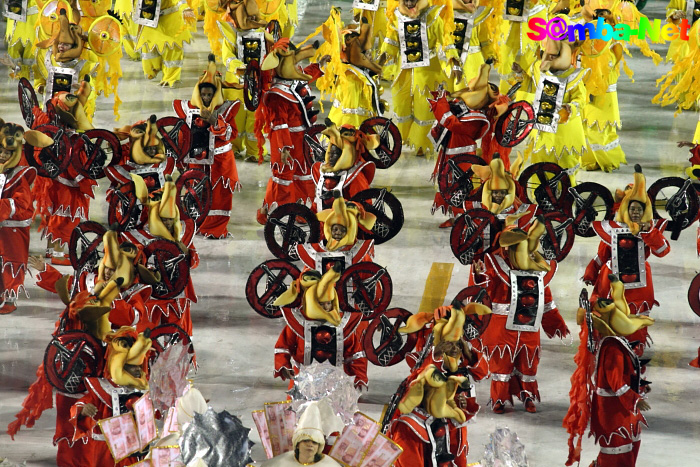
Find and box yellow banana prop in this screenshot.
[616,164,652,235]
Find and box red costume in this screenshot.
[473,251,569,408]
[0,165,36,307]
[173,98,240,239]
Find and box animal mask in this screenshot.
[540,32,573,72]
[36,8,85,62]
[576,274,654,337]
[321,123,380,173]
[615,164,652,235]
[450,63,510,116]
[261,38,319,81]
[273,268,323,308]
[342,17,382,75]
[453,0,477,12]
[50,76,94,130]
[0,119,54,172]
[103,327,152,389]
[220,0,267,30]
[398,0,430,18]
[498,215,550,272]
[471,157,517,214]
[132,173,183,244]
[115,115,166,165]
[316,197,376,251]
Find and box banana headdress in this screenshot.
[316,197,377,251]
[261,38,319,81]
[451,63,508,116]
[114,115,166,165]
[577,274,654,337]
[98,229,138,287]
[50,76,94,131]
[36,8,85,62]
[0,120,54,172]
[221,0,267,30]
[103,326,152,389]
[540,19,574,72]
[471,156,516,214]
[274,264,343,325]
[321,122,380,173]
[615,164,652,235]
[192,54,229,112]
[131,173,182,242]
[498,214,551,272]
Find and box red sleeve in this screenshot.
[689,144,700,165]
[35,264,69,294]
[598,342,642,414]
[641,228,670,257]
[210,101,240,142]
[268,98,294,155]
[273,326,297,379]
[189,247,200,269]
[303,63,323,82]
[541,286,570,339]
[583,241,610,285]
[343,333,369,389]
[69,392,100,443]
[0,174,33,222]
[172,100,188,119]
[31,106,50,128]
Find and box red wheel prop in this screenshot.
[358,117,402,169]
[568,182,614,237]
[156,116,191,162]
[176,169,212,228]
[148,323,194,369]
[518,162,572,214]
[450,208,500,265]
[540,211,575,262]
[437,154,486,208]
[107,181,147,231]
[23,124,72,178]
[454,286,493,340]
[245,260,301,318]
[337,262,392,320]
[70,129,123,180]
[44,331,105,394]
[143,239,191,300]
[363,308,418,367]
[69,221,107,271]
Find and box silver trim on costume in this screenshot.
[608,222,647,290]
[506,269,546,332]
[3,0,28,22]
[397,8,431,69]
[532,71,568,134]
[353,0,381,11]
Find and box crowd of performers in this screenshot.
[2,0,700,466]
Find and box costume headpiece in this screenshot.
[261,38,319,81]
[291,402,327,455]
[49,76,94,130]
[316,197,377,250]
[103,326,152,389]
[615,164,652,235]
[303,263,342,326]
[321,123,380,173]
[498,215,550,272]
[192,54,226,111]
[0,120,53,172]
[36,8,85,61]
[540,17,574,72]
[221,0,267,30]
[114,115,166,165]
[471,156,516,214]
[132,173,182,242]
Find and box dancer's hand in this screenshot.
[81,403,97,417]
[28,256,46,272]
[638,400,651,411]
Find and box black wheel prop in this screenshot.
[358,117,402,169]
[44,331,105,394]
[70,129,123,180]
[264,203,320,260]
[23,124,72,179]
[540,211,575,262]
[454,286,492,341]
[69,221,107,271]
[363,308,418,367]
[437,154,486,208]
[450,208,500,265]
[176,169,212,227]
[245,260,301,318]
[518,162,572,214]
[143,239,191,300]
[647,177,699,241]
[148,323,194,368]
[337,262,393,320]
[18,77,38,128]
[107,181,147,231]
[495,100,535,147]
[303,124,328,164]
[156,116,191,162]
[243,59,262,111]
[351,188,404,244]
[568,182,614,237]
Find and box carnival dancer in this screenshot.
[217,0,269,160]
[583,165,670,349]
[272,263,369,390]
[4,0,40,79]
[114,0,143,60]
[134,0,196,87]
[174,54,240,238]
[563,277,654,467]
[387,302,490,466]
[472,214,569,413]
[450,0,495,88]
[664,0,694,64]
[378,0,461,157]
[0,121,51,313]
[255,38,327,224]
[351,0,388,61]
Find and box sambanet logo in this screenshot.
[527,16,692,42]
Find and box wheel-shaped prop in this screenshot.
[363,308,418,367]
[107,181,147,231]
[688,273,700,319]
[148,323,194,368]
[243,59,261,111]
[70,129,123,180]
[68,221,107,271]
[156,116,191,162]
[264,203,320,260]
[540,211,575,262]
[647,177,699,241]
[338,262,393,320]
[351,188,404,244]
[245,260,301,318]
[359,117,402,169]
[495,100,535,147]
[23,124,72,179]
[518,162,572,214]
[18,77,38,128]
[176,169,212,227]
[454,286,492,341]
[437,154,486,208]
[303,124,328,164]
[568,182,614,237]
[143,240,191,300]
[450,208,500,265]
[44,331,105,394]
